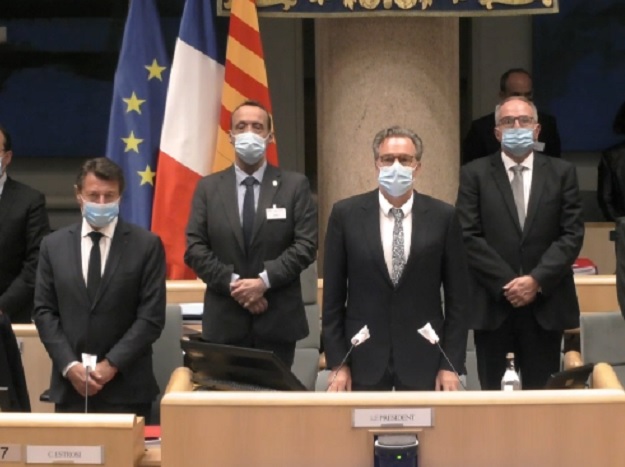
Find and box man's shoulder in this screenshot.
[118,220,161,242]
[536,152,574,172]
[463,152,499,172]
[43,223,77,245]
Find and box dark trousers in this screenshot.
[474,305,562,390]
[351,355,434,391]
[55,398,151,420]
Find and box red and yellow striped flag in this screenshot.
[214,0,278,173]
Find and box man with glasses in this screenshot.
[34,158,166,418]
[456,96,584,390]
[462,68,561,165]
[323,126,469,391]
[0,124,50,323]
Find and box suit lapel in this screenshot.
[491,155,523,233]
[399,191,427,286]
[67,223,89,302]
[218,167,245,253]
[523,154,548,237]
[95,221,129,306]
[252,165,281,244]
[362,190,391,284]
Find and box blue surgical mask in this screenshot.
[82,200,119,228]
[501,128,534,157]
[233,132,267,165]
[378,161,414,197]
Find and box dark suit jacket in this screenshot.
[33,219,166,405]
[597,141,625,221]
[0,177,50,323]
[0,312,30,411]
[456,152,584,332]
[462,111,561,165]
[322,190,469,389]
[185,164,317,344]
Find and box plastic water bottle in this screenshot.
[501,352,521,391]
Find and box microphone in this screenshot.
[81,353,97,413]
[417,323,466,390]
[328,325,370,389]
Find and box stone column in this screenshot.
[316,17,460,270]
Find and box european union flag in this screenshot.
[105,0,169,229]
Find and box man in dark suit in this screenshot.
[462,68,561,165]
[185,100,317,367]
[456,96,584,390]
[34,158,166,417]
[0,124,50,323]
[322,126,469,392]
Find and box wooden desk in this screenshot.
[161,390,625,467]
[574,275,619,313]
[0,413,144,466]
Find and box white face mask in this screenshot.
[233,132,267,165]
[378,160,414,197]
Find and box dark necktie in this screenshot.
[510,165,527,229]
[242,176,257,252]
[87,231,103,302]
[390,208,406,286]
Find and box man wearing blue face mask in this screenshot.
[323,126,470,392]
[34,158,166,418]
[456,96,584,390]
[185,100,317,367]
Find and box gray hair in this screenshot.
[495,96,538,123]
[372,126,424,161]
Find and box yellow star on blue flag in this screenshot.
[105,0,169,229]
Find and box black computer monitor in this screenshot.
[544,363,594,389]
[181,338,307,391]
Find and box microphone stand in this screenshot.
[329,343,356,388]
[84,365,90,413]
[436,342,467,391]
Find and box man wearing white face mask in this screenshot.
[323,126,469,392]
[185,101,317,367]
[34,158,166,418]
[456,96,584,390]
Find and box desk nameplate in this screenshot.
[26,445,103,464]
[0,444,22,462]
[353,408,433,428]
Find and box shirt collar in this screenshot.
[379,191,414,217]
[235,161,267,186]
[81,216,118,239]
[501,152,534,172]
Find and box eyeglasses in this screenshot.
[497,116,536,128]
[377,154,417,167]
[80,194,120,204]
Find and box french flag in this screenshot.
[152,0,227,279]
